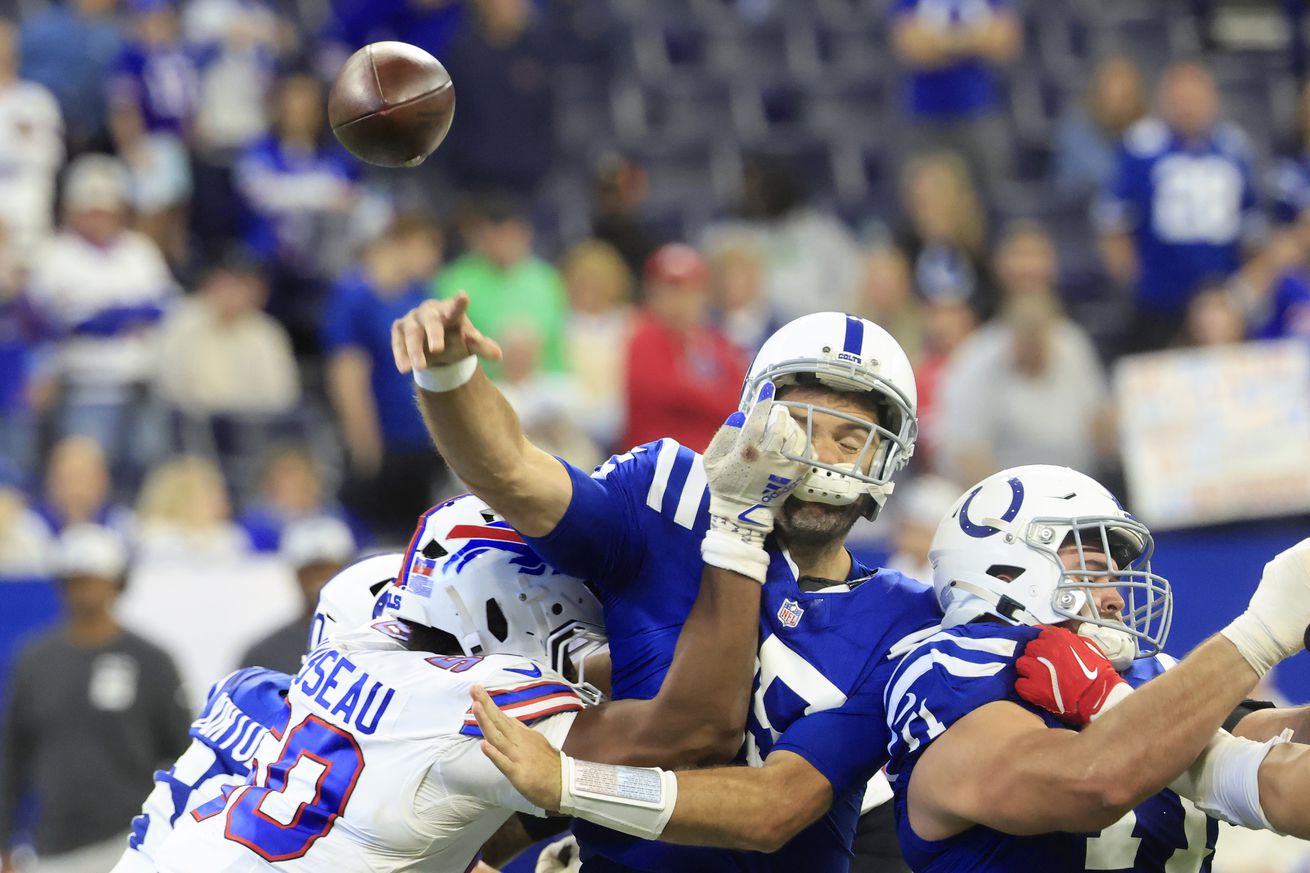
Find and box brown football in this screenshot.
[328,41,455,169]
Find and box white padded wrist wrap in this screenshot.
[413,355,478,393]
[1220,613,1284,678]
[557,753,677,841]
[1169,728,1292,832]
[702,527,770,584]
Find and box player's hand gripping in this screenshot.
[701,381,809,583]
[1221,538,1310,676]
[535,835,581,873]
[1015,626,1132,727]
[390,291,503,374]
[472,685,565,811]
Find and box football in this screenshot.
[328,41,456,169]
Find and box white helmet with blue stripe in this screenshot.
[929,465,1173,669]
[385,494,607,702]
[307,553,405,652]
[740,312,918,518]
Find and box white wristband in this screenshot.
[557,753,677,841]
[1220,613,1284,678]
[702,528,770,584]
[413,355,478,393]
[1169,728,1292,832]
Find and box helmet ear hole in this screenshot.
[485,598,509,643]
[986,564,1026,583]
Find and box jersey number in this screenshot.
[224,715,365,861]
[1151,155,1243,244]
[1085,797,1212,872]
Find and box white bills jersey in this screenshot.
[155,620,580,873]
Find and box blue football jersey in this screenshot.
[884,624,1218,873]
[1096,118,1261,315]
[525,439,942,873]
[117,667,292,871]
[1252,271,1310,343]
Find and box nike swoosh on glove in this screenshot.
[1015,625,1132,727]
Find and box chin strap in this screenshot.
[947,578,1045,627]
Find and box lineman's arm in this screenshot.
[474,689,833,854]
[391,293,571,537]
[562,564,760,767]
[562,387,804,768]
[1233,703,1310,744]
[909,633,1261,840]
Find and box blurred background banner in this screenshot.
[1116,339,1310,529]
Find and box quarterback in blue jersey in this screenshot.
[392,298,941,871]
[108,554,403,873]
[880,465,1310,872]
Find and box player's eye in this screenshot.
[839,441,862,455]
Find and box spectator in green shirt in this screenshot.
[430,195,567,378]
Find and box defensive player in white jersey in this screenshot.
[153,392,807,873]
[111,553,405,873]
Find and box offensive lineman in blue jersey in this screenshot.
[877,465,1310,872]
[108,555,403,873]
[391,298,941,871]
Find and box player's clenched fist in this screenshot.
[390,291,503,374]
[1015,626,1132,727]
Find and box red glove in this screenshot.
[1015,626,1132,727]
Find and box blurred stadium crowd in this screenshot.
[2,0,1310,867]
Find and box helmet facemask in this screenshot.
[759,361,917,520]
[1032,516,1173,666]
[549,623,609,707]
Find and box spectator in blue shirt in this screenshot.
[234,72,361,355]
[1269,81,1310,226]
[107,0,199,139]
[1052,56,1148,199]
[322,214,448,542]
[19,0,122,150]
[890,0,1021,191]
[437,0,556,196]
[1095,62,1264,354]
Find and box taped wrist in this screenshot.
[413,354,478,393]
[1169,728,1292,832]
[1220,613,1285,678]
[557,753,678,840]
[702,527,770,583]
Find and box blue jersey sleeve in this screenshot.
[320,277,363,354]
[121,668,292,867]
[884,625,1042,780]
[523,438,707,594]
[769,656,899,798]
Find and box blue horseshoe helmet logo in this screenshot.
[958,477,1025,538]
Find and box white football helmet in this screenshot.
[306,553,404,652]
[386,495,607,703]
[741,312,918,518]
[929,465,1172,668]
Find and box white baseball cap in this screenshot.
[55,524,130,579]
[63,154,130,212]
[280,516,355,570]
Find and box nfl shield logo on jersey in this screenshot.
[777,598,804,628]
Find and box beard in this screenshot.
[774,494,873,552]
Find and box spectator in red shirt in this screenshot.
[621,244,746,452]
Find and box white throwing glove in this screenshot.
[1220,539,1310,676]
[535,834,582,873]
[701,380,809,583]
